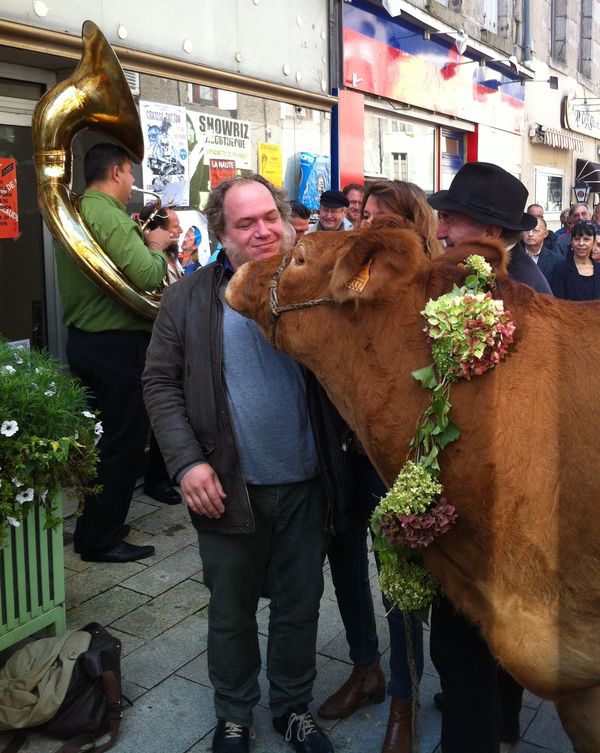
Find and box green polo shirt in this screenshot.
[54,190,167,333]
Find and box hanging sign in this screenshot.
[0,159,19,239]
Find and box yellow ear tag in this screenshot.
[345,258,373,293]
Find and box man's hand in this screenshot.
[180,463,227,518]
[146,227,172,250]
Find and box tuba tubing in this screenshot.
[32,20,161,320]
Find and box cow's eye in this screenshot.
[294,251,305,266]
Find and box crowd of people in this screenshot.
[53,144,598,753]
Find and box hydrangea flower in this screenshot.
[379,555,438,613]
[1,420,19,437]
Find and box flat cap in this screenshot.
[319,190,349,208]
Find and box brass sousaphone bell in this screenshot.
[32,20,161,319]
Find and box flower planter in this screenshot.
[0,495,66,651]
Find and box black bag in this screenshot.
[2,622,123,753]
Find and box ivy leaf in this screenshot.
[412,365,438,389]
[436,419,461,449]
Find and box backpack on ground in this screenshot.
[0,622,122,753]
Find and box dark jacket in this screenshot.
[529,246,563,282]
[142,256,349,535]
[549,255,600,301]
[508,241,553,294]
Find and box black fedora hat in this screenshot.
[428,162,537,231]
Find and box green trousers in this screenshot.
[197,478,329,726]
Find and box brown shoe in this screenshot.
[318,660,385,719]
[381,698,413,753]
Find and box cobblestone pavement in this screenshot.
[0,488,573,753]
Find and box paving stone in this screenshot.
[108,675,214,753]
[65,559,145,608]
[132,498,191,534]
[122,612,210,689]
[127,525,198,565]
[126,497,162,522]
[519,699,573,752]
[106,627,147,657]
[0,730,64,752]
[121,545,201,597]
[66,585,150,631]
[121,678,147,702]
[63,544,95,572]
[112,579,210,640]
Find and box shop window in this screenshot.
[189,84,219,106]
[364,111,435,193]
[534,166,564,218]
[579,0,592,78]
[132,76,330,211]
[551,0,567,63]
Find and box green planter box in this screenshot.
[0,497,66,651]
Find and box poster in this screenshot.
[209,159,236,189]
[139,101,189,206]
[187,111,252,209]
[258,142,283,187]
[0,159,19,239]
[297,152,331,211]
[177,209,212,268]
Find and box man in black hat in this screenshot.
[429,161,551,294]
[312,189,351,232]
[427,162,551,753]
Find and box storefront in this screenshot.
[336,0,527,192]
[0,4,335,355]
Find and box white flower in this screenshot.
[44,389,55,397]
[1,420,19,437]
[14,356,23,365]
[7,516,20,527]
[16,488,34,504]
[94,421,104,444]
[82,410,95,419]
[11,477,23,487]
[2,364,16,374]
[40,489,48,502]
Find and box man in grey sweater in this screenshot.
[143,176,343,753]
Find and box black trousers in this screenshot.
[68,327,152,554]
[430,594,501,753]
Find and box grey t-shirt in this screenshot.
[222,301,319,485]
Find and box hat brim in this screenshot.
[428,190,537,232]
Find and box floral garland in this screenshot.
[371,255,516,619]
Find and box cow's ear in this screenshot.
[330,228,425,302]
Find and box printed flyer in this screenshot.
[140,101,189,206]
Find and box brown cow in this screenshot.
[226,227,600,753]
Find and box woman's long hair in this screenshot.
[360,180,442,258]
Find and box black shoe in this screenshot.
[212,720,250,753]
[143,481,181,505]
[273,709,334,753]
[81,541,155,563]
[433,692,443,711]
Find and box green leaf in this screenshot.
[412,365,438,389]
[436,419,461,449]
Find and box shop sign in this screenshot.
[561,93,600,140]
[0,159,19,239]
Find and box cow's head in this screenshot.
[226,225,511,344]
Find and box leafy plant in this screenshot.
[0,339,100,546]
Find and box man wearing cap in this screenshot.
[310,190,351,232]
[427,162,551,753]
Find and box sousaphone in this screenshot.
[32,20,161,319]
